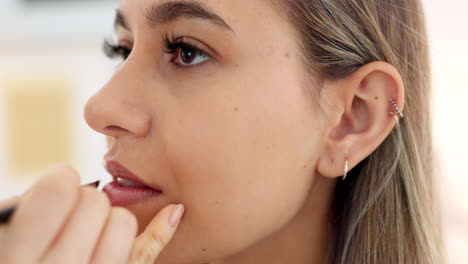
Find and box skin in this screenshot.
[85,0,405,263]
[0,0,405,263]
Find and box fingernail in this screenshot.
[168,204,185,228]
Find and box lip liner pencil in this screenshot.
[0,180,100,224]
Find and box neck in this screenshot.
[212,176,337,264]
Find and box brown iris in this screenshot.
[179,47,197,64]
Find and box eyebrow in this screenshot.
[114,0,234,33]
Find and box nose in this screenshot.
[84,72,151,139]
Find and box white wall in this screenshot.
[423,1,468,263]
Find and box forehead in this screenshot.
[118,0,290,36]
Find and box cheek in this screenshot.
[162,68,320,258]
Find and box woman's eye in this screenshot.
[117,47,131,60]
[171,46,210,66]
[103,39,132,61]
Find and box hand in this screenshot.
[0,164,185,264]
[127,203,185,264]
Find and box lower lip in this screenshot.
[103,181,163,206]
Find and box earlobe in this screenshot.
[316,61,405,179]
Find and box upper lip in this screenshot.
[104,160,162,191]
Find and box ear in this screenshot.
[316,61,405,179]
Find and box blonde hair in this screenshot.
[269,0,444,263]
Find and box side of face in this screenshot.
[84,0,325,263]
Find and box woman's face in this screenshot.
[85,0,329,262]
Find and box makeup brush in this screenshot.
[0,180,100,224]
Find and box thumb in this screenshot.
[127,204,185,264]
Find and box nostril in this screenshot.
[104,125,129,135]
[105,125,124,130]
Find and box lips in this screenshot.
[103,160,163,206]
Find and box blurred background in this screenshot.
[0,0,467,263]
[0,0,118,188]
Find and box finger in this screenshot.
[127,204,185,264]
[90,207,138,264]
[42,187,110,264]
[1,164,80,263]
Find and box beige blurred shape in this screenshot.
[4,74,74,179]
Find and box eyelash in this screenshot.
[102,32,211,69]
[103,38,131,60]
